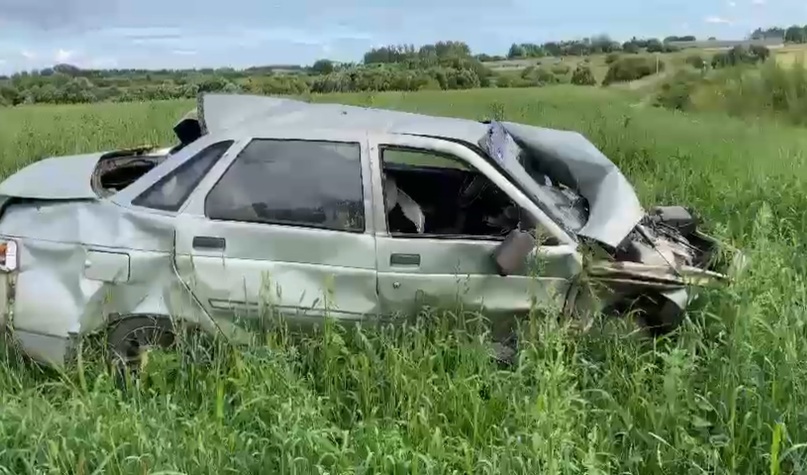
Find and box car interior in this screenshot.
[380,147,528,240]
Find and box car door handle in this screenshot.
[193,236,226,250]
[390,253,420,266]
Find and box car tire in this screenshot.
[106,315,176,373]
[634,293,685,336]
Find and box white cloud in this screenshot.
[20,49,36,59]
[705,16,733,24]
[727,0,737,7]
[751,0,765,4]
[0,59,6,65]
[171,49,197,56]
[55,48,74,62]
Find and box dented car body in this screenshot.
[0,93,736,366]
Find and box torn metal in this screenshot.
[0,93,738,367]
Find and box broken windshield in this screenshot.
[478,121,589,235]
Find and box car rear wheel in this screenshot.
[106,316,176,372]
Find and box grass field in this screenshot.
[2,86,807,473]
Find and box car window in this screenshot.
[132,140,234,212]
[380,146,559,244]
[383,148,469,170]
[205,139,365,232]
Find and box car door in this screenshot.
[369,133,582,338]
[163,129,378,335]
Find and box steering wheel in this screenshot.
[447,175,489,234]
[458,175,489,208]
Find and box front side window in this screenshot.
[205,139,365,232]
[133,140,234,211]
[380,146,558,244]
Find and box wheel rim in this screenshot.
[114,324,175,367]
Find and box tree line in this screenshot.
[0,25,797,107]
[750,25,807,43]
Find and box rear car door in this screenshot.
[369,133,582,337]
[137,130,378,335]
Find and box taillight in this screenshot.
[0,240,18,271]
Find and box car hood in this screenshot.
[484,121,645,249]
[0,152,103,200]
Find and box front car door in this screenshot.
[369,133,582,338]
[136,129,378,337]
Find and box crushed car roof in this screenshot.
[198,93,490,140]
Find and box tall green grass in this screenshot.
[1,86,807,473]
[687,60,807,126]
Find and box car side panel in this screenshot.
[0,200,214,365]
[173,216,378,334]
[368,134,582,339]
[171,130,380,334]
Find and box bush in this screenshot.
[623,43,641,54]
[712,45,770,69]
[646,39,664,53]
[603,56,664,85]
[605,53,621,64]
[698,60,807,125]
[655,70,702,110]
[551,64,571,75]
[495,74,514,88]
[519,66,561,86]
[685,54,706,69]
[571,65,597,85]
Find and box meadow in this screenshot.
[1,86,807,473]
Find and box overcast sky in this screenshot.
[0,0,803,74]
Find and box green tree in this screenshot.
[0,85,21,106]
[646,39,664,53]
[785,25,807,43]
[311,59,335,75]
[622,42,640,54]
[508,43,526,59]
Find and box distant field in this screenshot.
[483,44,807,87]
[774,43,807,66]
[485,55,612,83]
[2,87,807,472]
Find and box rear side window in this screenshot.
[205,139,365,232]
[133,140,233,211]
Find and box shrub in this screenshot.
[623,42,641,54]
[712,45,770,69]
[603,56,664,85]
[520,66,536,80]
[571,65,597,85]
[655,70,702,110]
[551,64,571,75]
[605,53,621,64]
[646,39,664,53]
[520,66,561,86]
[685,54,706,69]
[495,74,513,88]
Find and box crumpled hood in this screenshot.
[0,152,103,200]
[485,121,645,249]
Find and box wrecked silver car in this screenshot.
[0,93,735,367]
